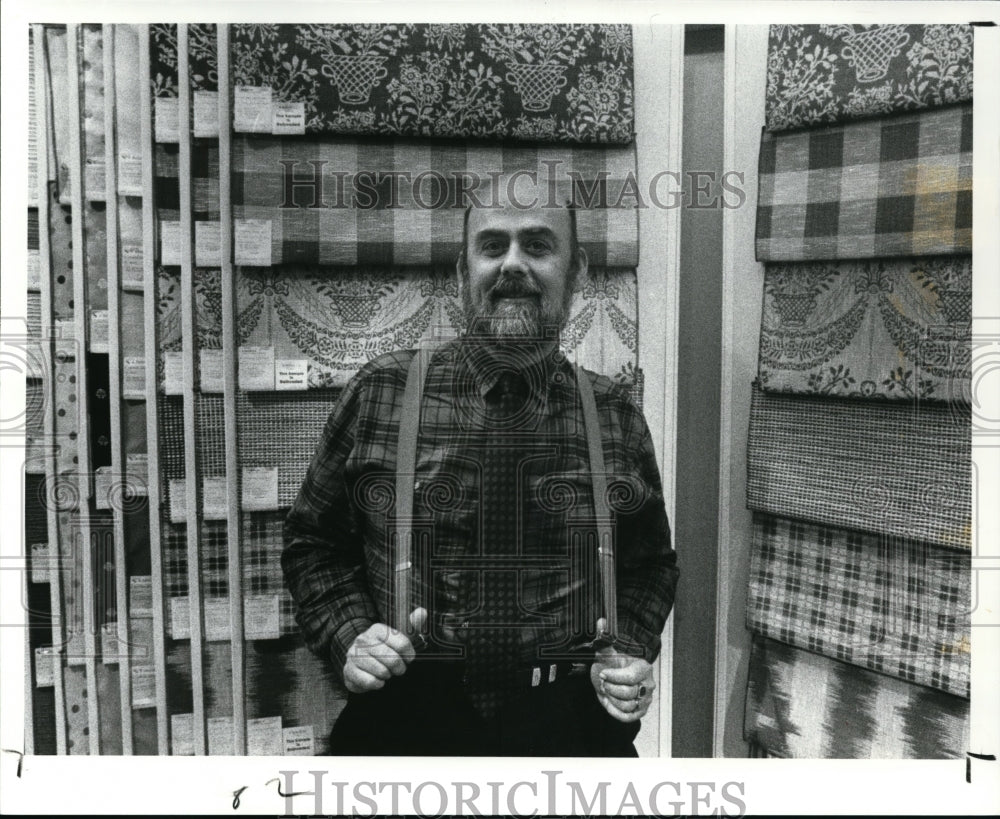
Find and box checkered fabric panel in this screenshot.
[744,634,969,759]
[241,511,297,636]
[746,386,971,550]
[235,389,341,509]
[231,137,639,268]
[161,518,188,598]
[756,104,972,261]
[747,513,969,697]
[155,143,220,223]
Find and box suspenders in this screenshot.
[393,345,618,647]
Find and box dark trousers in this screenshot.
[329,660,640,756]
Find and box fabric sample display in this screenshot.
[84,203,109,315]
[156,266,223,365]
[232,137,638,268]
[756,104,972,261]
[242,512,299,636]
[744,635,969,758]
[747,514,970,697]
[114,25,143,195]
[81,25,106,201]
[746,386,970,550]
[234,266,640,391]
[189,23,218,93]
[766,25,974,133]
[45,27,73,202]
[150,24,177,101]
[230,23,634,144]
[758,257,970,402]
[154,144,220,223]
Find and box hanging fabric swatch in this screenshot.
[231,136,638,268]
[744,635,969,759]
[746,386,970,550]
[150,24,179,143]
[81,25,106,202]
[45,27,73,203]
[756,104,972,261]
[229,23,634,144]
[747,513,969,697]
[242,512,299,636]
[758,257,970,402]
[114,25,144,197]
[766,25,974,133]
[233,266,639,391]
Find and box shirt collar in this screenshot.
[455,330,569,404]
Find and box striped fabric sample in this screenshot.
[759,257,971,402]
[745,635,969,759]
[231,137,639,268]
[746,386,971,550]
[233,266,641,391]
[747,514,970,697]
[756,104,972,261]
[766,25,974,133]
[230,23,634,144]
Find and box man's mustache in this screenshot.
[489,274,542,300]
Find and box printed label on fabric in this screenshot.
[84,158,107,201]
[28,250,41,290]
[122,356,147,399]
[234,85,273,134]
[120,241,145,290]
[131,664,156,709]
[118,152,143,196]
[247,716,283,756]
[233,219,272,266]
[199,348,224,393]
[34,647,56,687]
[101,622,122,665]
[55,319,75,360]
[202,476,228,520]
[272,101,305,135]
[193,90,220,138]
[154,97,180,143]
[283,725,314,756]
[241,466,279,511]
[208,716,234,755]
[160,221,182,267]
[163,351,183,395]
[94,465,113,510]
[171,713,195,755]
[243,593,281,640]
[195,221,221,267]
[126,453,149,496]
[238,346,275,390]
[275,358,308,390]
[90,309,109,354]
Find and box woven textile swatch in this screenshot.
[746,386,970,550]
[234,266,640,391]
[231,136,638,268]
[766,25,974,133]
[756,104,972,261]
[759,257,970,402]
[81,25,106,201]
[230,23,634,144]
[744,635,969,758]
[747,513,969,697]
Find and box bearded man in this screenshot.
[282,203,678,756]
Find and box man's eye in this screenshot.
[480,240,505,255]
[526,240,551,255]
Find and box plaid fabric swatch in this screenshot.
[759,257,971,402]
[767,25,974,133]
[242,512,298,635]
[746,385,970,550]
[230,23,634,144]
[756,104,972,261]
[745,634,969,758]
[231,136,639,268]
[154,143,220,223]
[747,513,969,697]
[234,266,641,394]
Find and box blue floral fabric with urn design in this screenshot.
[228,23,634,143]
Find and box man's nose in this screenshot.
[499,242,529,275]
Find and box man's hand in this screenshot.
[589,619,655,723]
[343,608,427,693]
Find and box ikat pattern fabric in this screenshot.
[746,386,971,551]
[230,24,634,143]
[747,514,970,697]
[745,635,969,759]
[232,136,639,268]
[756,104,972,261]
[766,25,974,133]
[758,257,971,402]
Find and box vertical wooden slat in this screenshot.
[34,23,68,756]
[633,23,683,759]
[217,24,247,756]
[177,24,207,756]
[714,24,767,758]
[102,23,134,754]
[65,22,101,755]
[138,25,169,755]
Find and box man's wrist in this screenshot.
[330,617,376,675]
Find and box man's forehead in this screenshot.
[467,206,573,238]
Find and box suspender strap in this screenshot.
[393,349,618,644]
[394,346,435,635]
[575,366,618,643]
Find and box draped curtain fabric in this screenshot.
[231,136,639,268]
[756,104,972,261]
[747,513,970,697]
[766,25,974,133]
[744,635,969,759]
[758,257,970,402]
[746,385,971,551]
[230,23,634,143]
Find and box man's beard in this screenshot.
[463,272,572,340]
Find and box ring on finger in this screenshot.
[638,684,648,699]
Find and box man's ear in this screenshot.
[456,250,467,299]
[574,245,589,285]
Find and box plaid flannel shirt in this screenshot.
[282,335,677,681]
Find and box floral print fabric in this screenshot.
[229,23,634,143]
[759,257,970,402]
[766,24,974,132]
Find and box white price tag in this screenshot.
[244,594,281,641]
[208,716,234,755]
[120,242,145,290]
[275,359,308,390]
[234,86,273,134]
[131,664,156,709]
[95,465,113,510]
[202,476,228,520]
[126,453,149,496]
[170,596,190,640]
[193,90,220,138]
[163,351,183,395]
[118,151,143,196]
[30,543,51,584]
[123,356,147,399]
[283,725,314,756]
[272,101,306,135]
[171,713,194,755]
[195,221,221,267]
[199,348,224,393]
[204,597,231,642]
[35,647,56,687]
[241,467,279,511]
[90,309,109,354]
[130,575,153,618]
[247,716,283,756]
[238,346,275,391]
[155,97,180,143]
[234,219,272,267]
[55,319,76,360]
[160,221,182,266]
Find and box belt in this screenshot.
[517,660,591,690]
